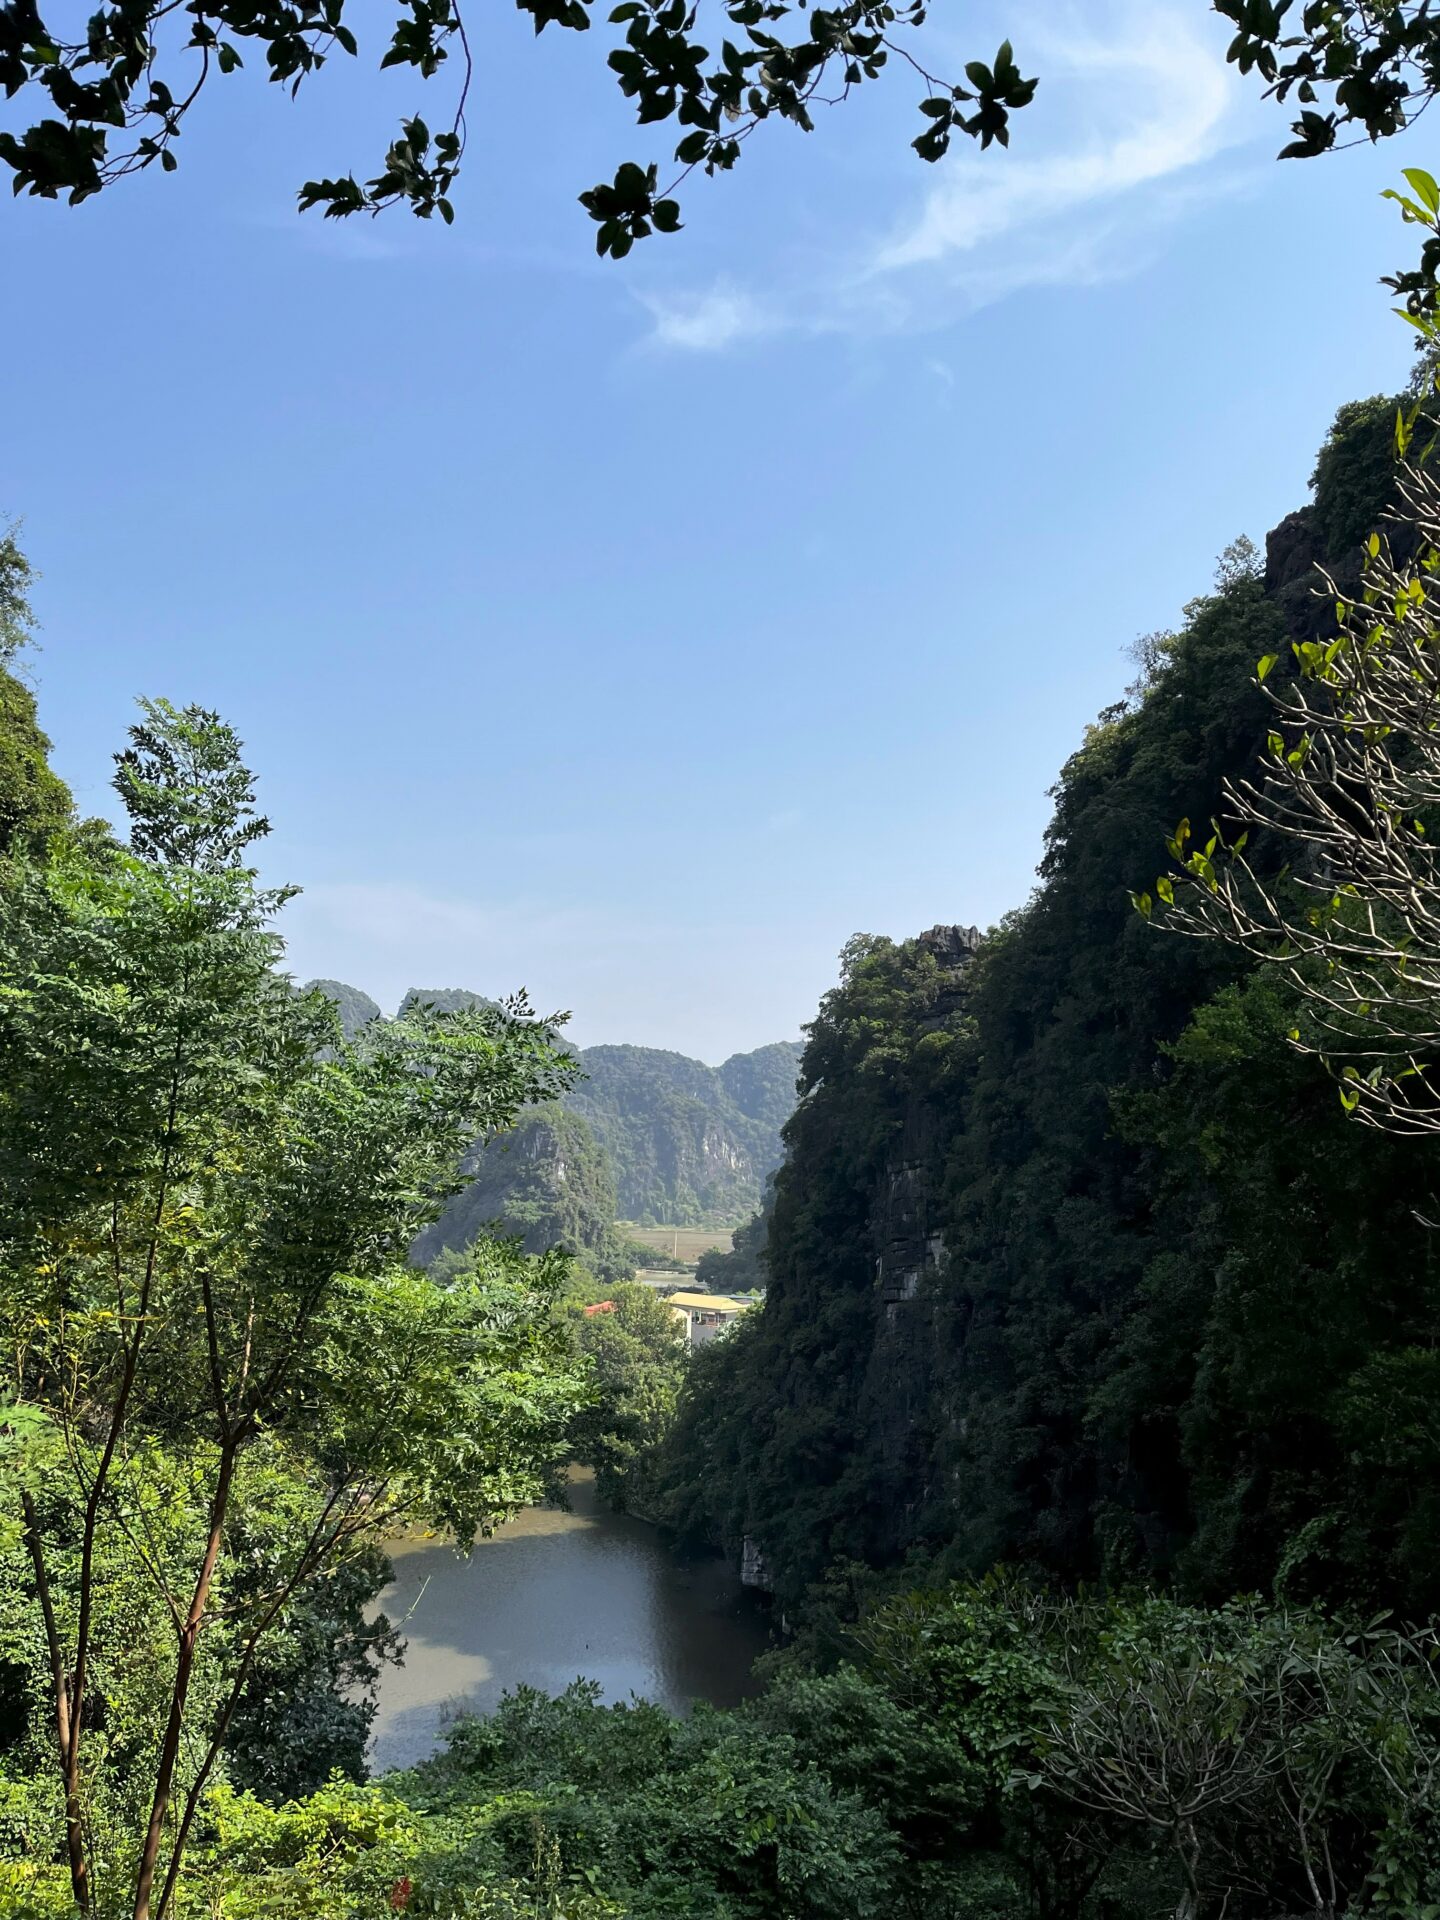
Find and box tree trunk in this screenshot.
[1172,1820,1204,1920]
[130,1444,235,1920]
[22,1495,89,1911]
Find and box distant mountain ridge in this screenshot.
[304,982,802,1231]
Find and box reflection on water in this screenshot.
[369,1466,771,1773]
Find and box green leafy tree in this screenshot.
[0,525,71,860]
[566,1281,687,1511]
[0,698,586,1918]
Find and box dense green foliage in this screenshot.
[14,1582,1429,1919]
[651,391,1440,1623]
[563,1282,688,1512]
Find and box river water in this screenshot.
[369,1467,772,1773]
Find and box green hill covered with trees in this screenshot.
[653,390,1440,1627]
[414,1104,645,1286]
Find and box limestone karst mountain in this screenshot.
[306,982,803,1249]
[567,1040,802,1225]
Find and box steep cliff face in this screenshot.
[659,926,980,1590]
[858,928,980,1567]
[411,1104,632,1281]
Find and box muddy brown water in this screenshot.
[368,1466,772,1773]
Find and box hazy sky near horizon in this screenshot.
[2,0,1425,1060]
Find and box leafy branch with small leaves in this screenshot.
[0,0,1035,248]
[1137,175,1440,1133]
[1137,457,1440,1134]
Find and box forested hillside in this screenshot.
[658,392,1440,1623]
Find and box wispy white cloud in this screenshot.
[635,280,775,352]
[633,1,1250,350]
[874,6,1235,277]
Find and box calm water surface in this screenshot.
[369,1467,771,1772]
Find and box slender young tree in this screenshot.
[1140,448,1440,1133]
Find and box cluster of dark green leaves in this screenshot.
[0,0,464,213]
[912,38,1036,163]
[300,114,462,224]
[9,0,1440,253]
[580,5,1036,257]
[0,0,1038,248]
[1217,0,1440,159]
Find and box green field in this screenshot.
[619,1224,737,1267]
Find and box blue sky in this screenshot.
[1,0,1425,1059]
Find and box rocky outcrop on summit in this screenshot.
[304,979,382,1040]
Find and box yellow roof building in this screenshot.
[665,1292,752,1314]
